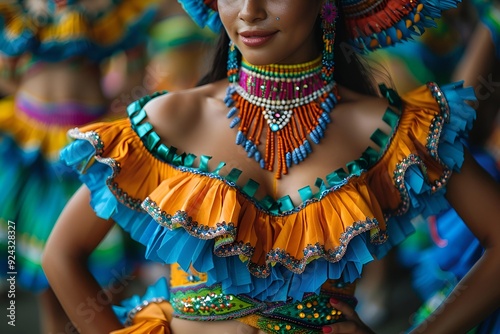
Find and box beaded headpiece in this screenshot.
[177,0,464,52]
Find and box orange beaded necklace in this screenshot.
[224,51,340,179]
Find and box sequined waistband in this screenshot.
[170,284,357,331]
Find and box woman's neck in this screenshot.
[224,55,339,178]
[237,56,327,100]
[232,56,336,128]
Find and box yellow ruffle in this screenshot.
[0,3,33,38]
[72,85,449,273]
[0,97,69,161]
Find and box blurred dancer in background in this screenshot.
[0,0,159,332]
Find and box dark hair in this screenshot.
[198,12,378,96]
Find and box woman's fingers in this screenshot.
[329,298,358,320]
[321,298,376,334]
[323,321,358,333]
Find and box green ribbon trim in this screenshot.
[242,179,259,197]
[135,122,153,138]
[198,155,211,172]
[383,107,399,128]
[379,84,402,109]
[370,129,389,149]
[298,186,314,202]
[277,196,294,212]
[225,168,242,183]
[146,131,161,151]
[259,196,274,210]
[127,84,402,214]
[361,147,380,166]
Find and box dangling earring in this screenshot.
[227,40,240,83]
[320,0,338,84]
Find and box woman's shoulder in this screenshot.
[334,86,393,153]
[143,80,228,141]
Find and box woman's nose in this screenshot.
[238,0,267,23]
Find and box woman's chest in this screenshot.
[176,112,377,206]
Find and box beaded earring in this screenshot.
[227,41,239,84]
[321,0,337,84]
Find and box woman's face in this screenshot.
[218,0,323,65]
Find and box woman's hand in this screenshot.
[322,298,376,334]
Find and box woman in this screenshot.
[43,0,500,333]
[0,0,158,332]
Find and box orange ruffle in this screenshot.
[368,85,450,213]
[110,302,173,334]
[72,85,450,273]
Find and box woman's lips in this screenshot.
[239,31,277,47]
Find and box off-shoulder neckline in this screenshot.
[126,86,403,215]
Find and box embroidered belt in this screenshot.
[170,284,357,332]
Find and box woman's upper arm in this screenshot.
[445,149,500,249]
[44,185,115,261]
[43,186,125,333]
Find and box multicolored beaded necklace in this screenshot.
[224,51,340,179]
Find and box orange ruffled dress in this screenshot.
[60,82,476,333]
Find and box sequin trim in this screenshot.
[125,297,167,326]
[143,197,379,278]
[257,292,351,332]
[170,283,355,328]
[67,128,144,211]
[170,285,265,321]
[391,154,429,217]
[68,128,104,155]
[425,82,453,192]
[426,82,450,164]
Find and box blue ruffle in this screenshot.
[405,159,500,334]
[438,81,476,170]
[407,149,499,329]
[61,137,379,301]
[61,82,475,302]
[113,277,170,325]
[0,134,129,292]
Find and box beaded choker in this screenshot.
[224,55,339,179]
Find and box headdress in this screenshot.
[177,0,463,52]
